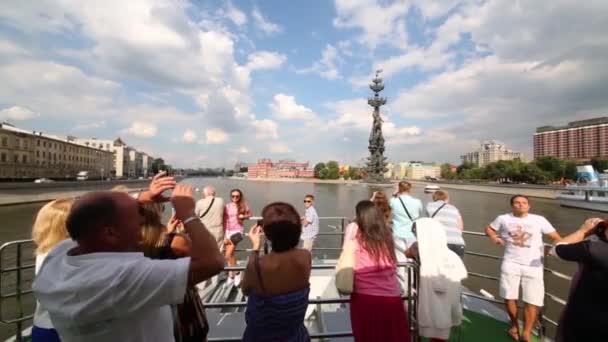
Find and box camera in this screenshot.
[595,220,608,241]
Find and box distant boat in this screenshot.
[557,165,608,212]
[424,184,440,193]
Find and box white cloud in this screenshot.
[296,44,341,80]
[269,94,316,121]
[233,146,250,154]
[252,119,279,140]
[205,128,229,144]
[73,120,106,131]
[333,0,409,50]
[269,142,291,153]
[246,51,287,71]
[182,130,197,143]
[224,1,247,26]
[121,121,158,138]
[252,7,282,34]
[0,106,38,120]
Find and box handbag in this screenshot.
[174,287,209,342]
[335,239,356,294]
[157,233,209,342]
[229,232,243,245]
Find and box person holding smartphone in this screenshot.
[224,188,251,287]
[552,217,608,342]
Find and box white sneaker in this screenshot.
[234,273,242,287]
[225,277,235,288]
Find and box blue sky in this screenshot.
[1,1,607,168]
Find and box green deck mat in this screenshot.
[421,309,540,342]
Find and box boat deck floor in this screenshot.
[424,309,540,342]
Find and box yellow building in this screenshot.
[0,123,113,180]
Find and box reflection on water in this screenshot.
[0,177,603,339]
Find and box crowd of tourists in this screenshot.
[27,175,607,342]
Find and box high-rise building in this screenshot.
[461,141,523,167]
[73,137,153,178]
[533,117,608,160]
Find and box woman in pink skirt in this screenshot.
[343,200,410,341]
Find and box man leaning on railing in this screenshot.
[32,174,224,342]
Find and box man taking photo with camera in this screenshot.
[552,217,608,342]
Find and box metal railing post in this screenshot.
[16,243,23,342]
[340,218,345,246]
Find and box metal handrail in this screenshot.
[0,220,576,341]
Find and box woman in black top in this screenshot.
[553,217,608,342]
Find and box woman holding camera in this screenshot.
[552,218,608,342]
[224,188,252,287]
[241,202,311,341]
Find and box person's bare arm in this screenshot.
[172,185,224,285]
[485,225,504,246]
[546,231,562,243]
[241,224,262,295]
[405,242,418,259]
[558,218,603,245]
[137,171,176,203]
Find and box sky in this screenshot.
[1,0,607,168]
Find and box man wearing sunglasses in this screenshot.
[300,194,319,252]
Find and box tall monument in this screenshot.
[365,70,389,183]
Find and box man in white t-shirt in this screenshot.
[33,174,224,342]
[485,195,561,342]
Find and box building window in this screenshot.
[0,153,5,162]
[43,151,46,157]
[15,138,20,148]
[43,141,47,147]
[14,155,19,163]
[37,140,40,146]
[22,155,27,163]
[1,137,8,147]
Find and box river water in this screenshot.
[0,177,602,339]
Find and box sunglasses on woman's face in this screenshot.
[231,194,240,199]
[304,200,312,203]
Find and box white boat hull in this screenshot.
[558,198,608,212]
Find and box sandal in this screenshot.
[506,328,519,341]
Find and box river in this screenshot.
[0,177,601,339]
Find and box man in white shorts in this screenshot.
[485,195,561,342]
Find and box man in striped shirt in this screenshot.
[425,190,465,258]
[300,194,319,252]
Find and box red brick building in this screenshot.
[533,117,608,161]
[248,158,314,178]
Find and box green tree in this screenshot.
[457,162,476,175]
[314,162,326,178]
[151,158,167,174]
[564,161,578,180]
[326,161,340,180]
[591,158,608,173]
[534,156,566,181]
[318,168,329,179]
[440,163,456,179]
[348,167,362,180]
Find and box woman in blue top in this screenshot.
[241,202,311,341]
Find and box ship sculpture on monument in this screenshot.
[365,70,390,183]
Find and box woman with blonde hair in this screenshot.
[31,198,74,341]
